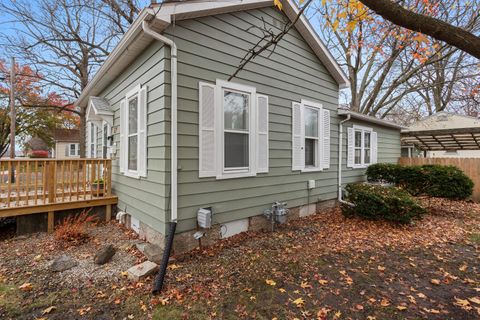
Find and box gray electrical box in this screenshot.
[197,208,212,229]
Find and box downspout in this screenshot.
[142,21,178,295]
[337,114,354,206]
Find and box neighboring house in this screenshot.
[402,112,480,158]
[76,0,402,250]
[51,129,81,159]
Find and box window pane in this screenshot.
[364,149,371,164]
[364,132,371,148]
[305,138,315,166]
[128,136,138,170]
[90,144,95,158]
[355,131,362,147]
[354,149,361,165]
[224,91,249,130]
[70,144,76,155]
[304,107,318,137]
[224,132,248,168]
[129,97,138,133]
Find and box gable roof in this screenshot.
[75,0,349,108]
[337,108,405,130]
[405,111,480,132]
[52,129,80,142]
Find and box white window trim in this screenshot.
[102,120,111,159]
[300,99,323,173]
[352,125,373,169]
[69,143,80,157]
[124,85,141,178]
[215,80,257,180]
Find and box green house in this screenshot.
[76,0,403,251]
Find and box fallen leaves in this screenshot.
[42,306,56,315]
[292,297,305,307]
[265,279,276,286]
[18,282,33,292]
[430,279,441,285]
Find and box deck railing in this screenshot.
[0,158,112,209]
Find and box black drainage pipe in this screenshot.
[152,221,177,294]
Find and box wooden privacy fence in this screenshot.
[0,159,117,231]
[399,157,480,202]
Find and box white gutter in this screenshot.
[142,21,178,223]
[337,114,354,206]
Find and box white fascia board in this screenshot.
[337,109,406,130]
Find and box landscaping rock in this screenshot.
[94,244,116,265]
[143,244,163,264]
[126,261,158,281]
[50,255,78,272]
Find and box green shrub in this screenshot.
[366,163,401,183]
[366,163,474,200]
[342,183,426,224]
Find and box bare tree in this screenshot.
[0,0,138,156]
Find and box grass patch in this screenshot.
[0,283,22,316]
[469,233,480,243]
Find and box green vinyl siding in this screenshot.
[95,41,169,235]
[161,6,379,233]
[92,5,401,236]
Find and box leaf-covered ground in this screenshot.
[1,197,479,319]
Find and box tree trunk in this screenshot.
[358,0,480,59]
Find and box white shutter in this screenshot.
[347,127,354,168]
[371,131,378,164]
[199,82,216,178]
[292,101,304,171]
[257,94,269,173]
[322,109,330,169]
[138,86,148,177]
[119,99,127,173]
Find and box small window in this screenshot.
[69,143,79,157]
[350,126,375,168]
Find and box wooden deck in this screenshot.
[0,159,118,231]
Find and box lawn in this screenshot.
[0,197,479,319]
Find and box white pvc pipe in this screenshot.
[338,114,354,206]
[142,21,178,222]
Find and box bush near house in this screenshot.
[342,183,426,224]
[366,163,474,200]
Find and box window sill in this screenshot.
[123,171,141,179]
[301,167,323,173]
[216,171,256,180]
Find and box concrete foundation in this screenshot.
[160,199,337,254]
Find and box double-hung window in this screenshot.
[198,80,269,179]
[347,125,377,168]
[292,100,330,172]
[223,88,250,172]
[119,84,147,178]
